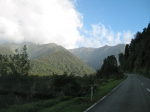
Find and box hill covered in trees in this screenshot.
[69,44,125,70]
[0,42,95,76]
[30,48,95,75]
[119,23,150,78]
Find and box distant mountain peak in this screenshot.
[69,44,125,70]
[104,45,109,47]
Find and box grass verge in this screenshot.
[1,77,126,112]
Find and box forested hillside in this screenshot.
[0,42,66,59]
[31,50,95,76]
[119,23,150,78]
[0,42,95,76]
[69,44,125,70]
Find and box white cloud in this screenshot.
[122,31,133,44]
[79,23,134,47]
[0,0,134,49]
[0,0,83,49]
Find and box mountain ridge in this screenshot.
[0,42,95,76]
[69,44,125,70]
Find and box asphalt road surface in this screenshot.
[86,74,150,112]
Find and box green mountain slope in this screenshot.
[69,44,125,70]
[0,42,95,76]
[31,50,95,75]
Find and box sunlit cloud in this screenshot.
[0,0,134,49]
[122,31,134,44]
[0,0,83,49]
[79,23,134,47]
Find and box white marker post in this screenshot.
[91,86,93,102]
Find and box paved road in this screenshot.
[87,74,150,112]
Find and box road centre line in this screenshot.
[147,88,150,92]
[141,83,144,85]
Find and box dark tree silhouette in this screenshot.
[124,44,130,60]
[96,55,122,79]
[120,23,150,77]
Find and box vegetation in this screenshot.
[0,43,95,76]
[119,23,150,78]
[0,45,30,76]
[0,43,125,111]
[30,50,95,76]
[96,55,124,79]
[1,78,126,112]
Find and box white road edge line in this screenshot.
[99,96,107,102]
[83,95,107,112]
[83,79,127,112]
[147,88,150,92]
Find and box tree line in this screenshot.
[118,23,150,78]
[96,55,124,79]
[0,45,30,76]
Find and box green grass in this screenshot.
[0,97,70,112]
[1,77,126,112]
[38,97,87,112]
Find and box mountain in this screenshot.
[0,42,95,76]
[0,45,14,55]
[31,50,95,75]
[69,44,125,70]
[0,42,34,55]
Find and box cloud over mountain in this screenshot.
[0,0,83,49]
[79,23,134,48]
[0,0,134,49]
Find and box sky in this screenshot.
[0,0,150,49]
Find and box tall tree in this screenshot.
[124,44,130,60]
[0,45,30,76]
[121,23,150,77]
[118,53,124,70]
[97,55,119,78]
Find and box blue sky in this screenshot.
[76,0,150,32]
[0,0,149,49]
